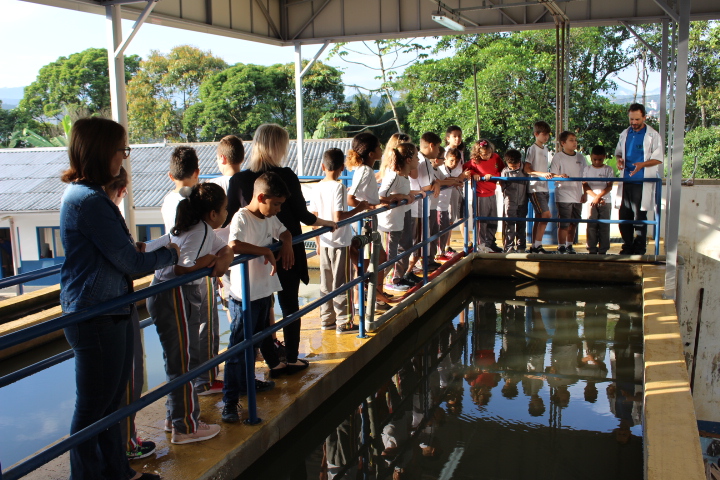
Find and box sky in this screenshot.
[0,0,658,98]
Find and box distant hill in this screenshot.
[0,86,25,110]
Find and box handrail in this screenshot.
[0,264,61,290]
[0,185,451,479]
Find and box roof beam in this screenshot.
[299,40,331,77]
[114,0,157,57]
[254,0,283,40]
[484,0,519,24]
[455,0,580,12]
[620,20,661,60]
[652,0,680,22]
[291,0,334,40]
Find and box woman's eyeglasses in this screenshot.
[118,147,132,158]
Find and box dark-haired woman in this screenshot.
[60,117,179,480]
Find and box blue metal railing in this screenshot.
[470,176,662,256]
[0,184,469,479]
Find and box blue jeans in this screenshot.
[64,315,135,480]
[223,296,275,404]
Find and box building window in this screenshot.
[136,225,165,243]
[37,227,64,259]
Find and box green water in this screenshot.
[241,279,644,480]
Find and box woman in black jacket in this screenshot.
[226,124,336,374]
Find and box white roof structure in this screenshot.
[21,0,720,45]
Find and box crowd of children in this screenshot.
[124,120,621,458]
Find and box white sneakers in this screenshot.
[169,421,221,444]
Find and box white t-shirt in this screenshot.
[155,221,226,285]
[583,164,615,203]
[377,171,410,232]
[207,175,231,193]
[348,164,380,205]
[526,143,550,193]
[435,167,452,212]
[309,180,353,248]
[409,152,434,217]
[550,151,589,203]
[228,208,286,302]
[161,191,184,233]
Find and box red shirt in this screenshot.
[463,154,504,197]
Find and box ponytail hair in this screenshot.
[379,132,411,178]
[346,132,381,169]
[389,142,417,173]
[171,183,227,236]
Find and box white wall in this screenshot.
[674,182,720,424]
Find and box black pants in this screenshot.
[618,183,647,254]
[277,269,302,364]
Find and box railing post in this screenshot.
[241,262,261,425]
[362,226,381,337]
[422,193,430,285]
[357,241,365,334]
[464,180,470,254]
[472,179,479,250]
[655,178,662,256]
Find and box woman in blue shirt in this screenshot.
[60,117,179,480]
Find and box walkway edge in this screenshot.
[642,265,704,480]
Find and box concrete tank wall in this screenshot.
[675,181,720,425]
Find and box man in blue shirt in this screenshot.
[614,104,664,255]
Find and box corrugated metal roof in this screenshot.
[0,139,353,213]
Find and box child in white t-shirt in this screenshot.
[346,132,397,307]
[221,172,294,423]
[147,182,233,444]
[435,147,464,260]
[310,149,368,334]
[378,143,424,291]
[550,131,590,254]
[582,145,614,254]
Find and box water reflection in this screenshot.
[287,290,644,480]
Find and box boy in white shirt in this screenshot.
[161,147,221,395]
[550,131,590,254]
[582,145,614,254]
[161,146,200,233]
[221,172,293,423]
[310,149,368,334]
[208,135,244,194]
[409,132,442,275]
[524,121,555,254]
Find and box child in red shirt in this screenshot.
[463,139,504,252]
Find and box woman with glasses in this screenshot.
[59,117,179,480]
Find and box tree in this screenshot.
[400,28,633,151]
[127,46,227,142]
[18,48,140,123]
[683,126,720,178]
[184,61,344,141]
[329,40,428,134]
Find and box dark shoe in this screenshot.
[557,245,567,254]
[566,245,577,254]
[375,301,392,313]
[336,321,360,335]
[221,401,241,423]
[446,246,457,254]
[239,379,276,395]
[488,244,503,253]
[528,246,549,254]
[136,474,161,480]
[127,440,156,460]
[285,359,310,374]
[269,364,287,378]
[427,260,442,270]
[405,272,422,284]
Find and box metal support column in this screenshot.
[294,43,305,175]
[106,4,136,235]
[659,20,669,164]
[665,0,691,299]
[563,22,570,131]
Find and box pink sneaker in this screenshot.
[171,421,221,444]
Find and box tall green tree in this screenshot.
[18,48,140,123]
[400,27,633,151]
[184,61,344,141]
[127,45,227,142]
